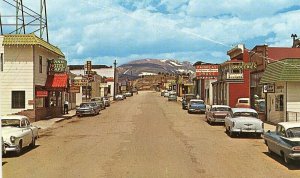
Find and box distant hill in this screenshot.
[118,59,195,79]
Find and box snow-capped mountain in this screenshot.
[118,59,195,77]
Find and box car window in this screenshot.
[21,119,26,127]
[1,119,20,127]
[278,126,286,137]
[190,101,204,104]
[25,119,30,126]
[286,127,300,138]
[215,107,231,111]
[238,100,249,103]
[232,112,257,118]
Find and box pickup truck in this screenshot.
[264,122,300,165]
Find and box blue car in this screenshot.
[188,99,206,114]
[264,122,300,165]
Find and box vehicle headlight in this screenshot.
[10,136,16,143]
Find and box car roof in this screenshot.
[232,108,257,113]
[238,98,250,100]
[278,122,300,130]
[0,115,27,120]
[190,99,204,102]
[211,105,230,108]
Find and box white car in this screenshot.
[224,108,263,138]
[115,94,124,100]
[1,115,39,155]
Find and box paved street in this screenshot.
[3,91,300,178]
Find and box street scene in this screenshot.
[2,91,300,178]
[1,0,300,178]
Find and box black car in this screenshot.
[182,94,196,110]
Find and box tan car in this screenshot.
[206,105,231,125]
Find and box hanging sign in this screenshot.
[49,58,67,72]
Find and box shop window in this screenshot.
[12,91,25,109]
[1,53,3,71]
[35,98,44,108]
[275,95,284,111]
[39,56,43,73]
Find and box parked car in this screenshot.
[132,88,138,94]
[235,98,250,108]
[254,99,265,112]
[115,94,124,100]
[206,105,231,124]
[182,94,196,110]
[161,90,166,96]
[188,99,206,114]
[121,92,127,99]
[91,97,106,110]
[2,137,6,155]
[1,115,38,155]
[103,96,111,107]
[168,93,177,101]
[125,91,132,97]
[264,122,300,165]
[224,108,263,137]
[163,91,170,97]
[76,102,100,117]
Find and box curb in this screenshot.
[55,114,76,123]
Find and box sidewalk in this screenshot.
[32,109,76,130]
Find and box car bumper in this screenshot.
[289,153,300,160]
[231,128,264,134]
[188,109,206,113]
[210,118,225,123]
[76,111,94,115]
[3,143,18,152]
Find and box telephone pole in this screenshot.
[113,60,117,100]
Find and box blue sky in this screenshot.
[1,0,300,66]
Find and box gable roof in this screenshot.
[3,34,64,57]
[260,58,300,84]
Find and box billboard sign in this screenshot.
[196,64,219,79]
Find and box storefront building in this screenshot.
[0,34,67,122]
[260,58,300,124]
[212,44,253,108]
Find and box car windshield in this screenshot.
[1,119,20,127]
[190,101,204,105]
[214,107,231,111]
[233,112,258,118]
[80,103,91,108]
[286,127,300,138]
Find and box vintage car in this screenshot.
[188,99,206,114]
[168,93,177,101]
[76,102,100,117]
[163,90,170,97]
[103,96,111,107]
[206,105,231,124]
[91,97,106,110]
[2,137,6,155]
[115,94,124,100]
[181,94,196,110]
[235,98,250,108]
[161,90,166,96]
[264,122,300,164]
[125,91,132,97]
[224,108,263,137]
[1,115,39,155]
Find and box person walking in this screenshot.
[64,100,69,114]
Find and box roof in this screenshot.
[190,99,204,102]
[260,58,300,83]
[211,105,231,108]
[231,108,257,113]
[0,115,28,120]
[3,34,64,57]
[278,122,300,130]
[268,47,300,62]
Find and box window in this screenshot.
[12,91,25,109]
[1,53,3,71]
[275,95,284,111]
[20,119,26,127]
[39,56,43,73]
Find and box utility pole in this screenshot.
[113,60,117,101]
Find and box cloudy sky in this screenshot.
[1,0,300,66]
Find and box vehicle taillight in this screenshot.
[292,146,300,152]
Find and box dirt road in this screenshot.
[3,91,300,178]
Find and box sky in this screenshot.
[1,0,300,66]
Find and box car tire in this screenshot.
[267,146,273,155]
[283,153,292,165]
[229,128,235,138]
[30,137,36,148]
[15,140,22,156]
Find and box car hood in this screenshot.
[2,127,22,139]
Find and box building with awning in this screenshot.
[260,58,300,124]
[0,34,67,122]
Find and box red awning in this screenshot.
[45,73,68,89]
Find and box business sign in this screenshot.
[69,86,80,93]
[223,62,257,71]
[196,65,219,79]
[36,90,48,97]
[86,61,92,71]
[73,79,88,86]
[263,84,275,93]
[49,58,67,72]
